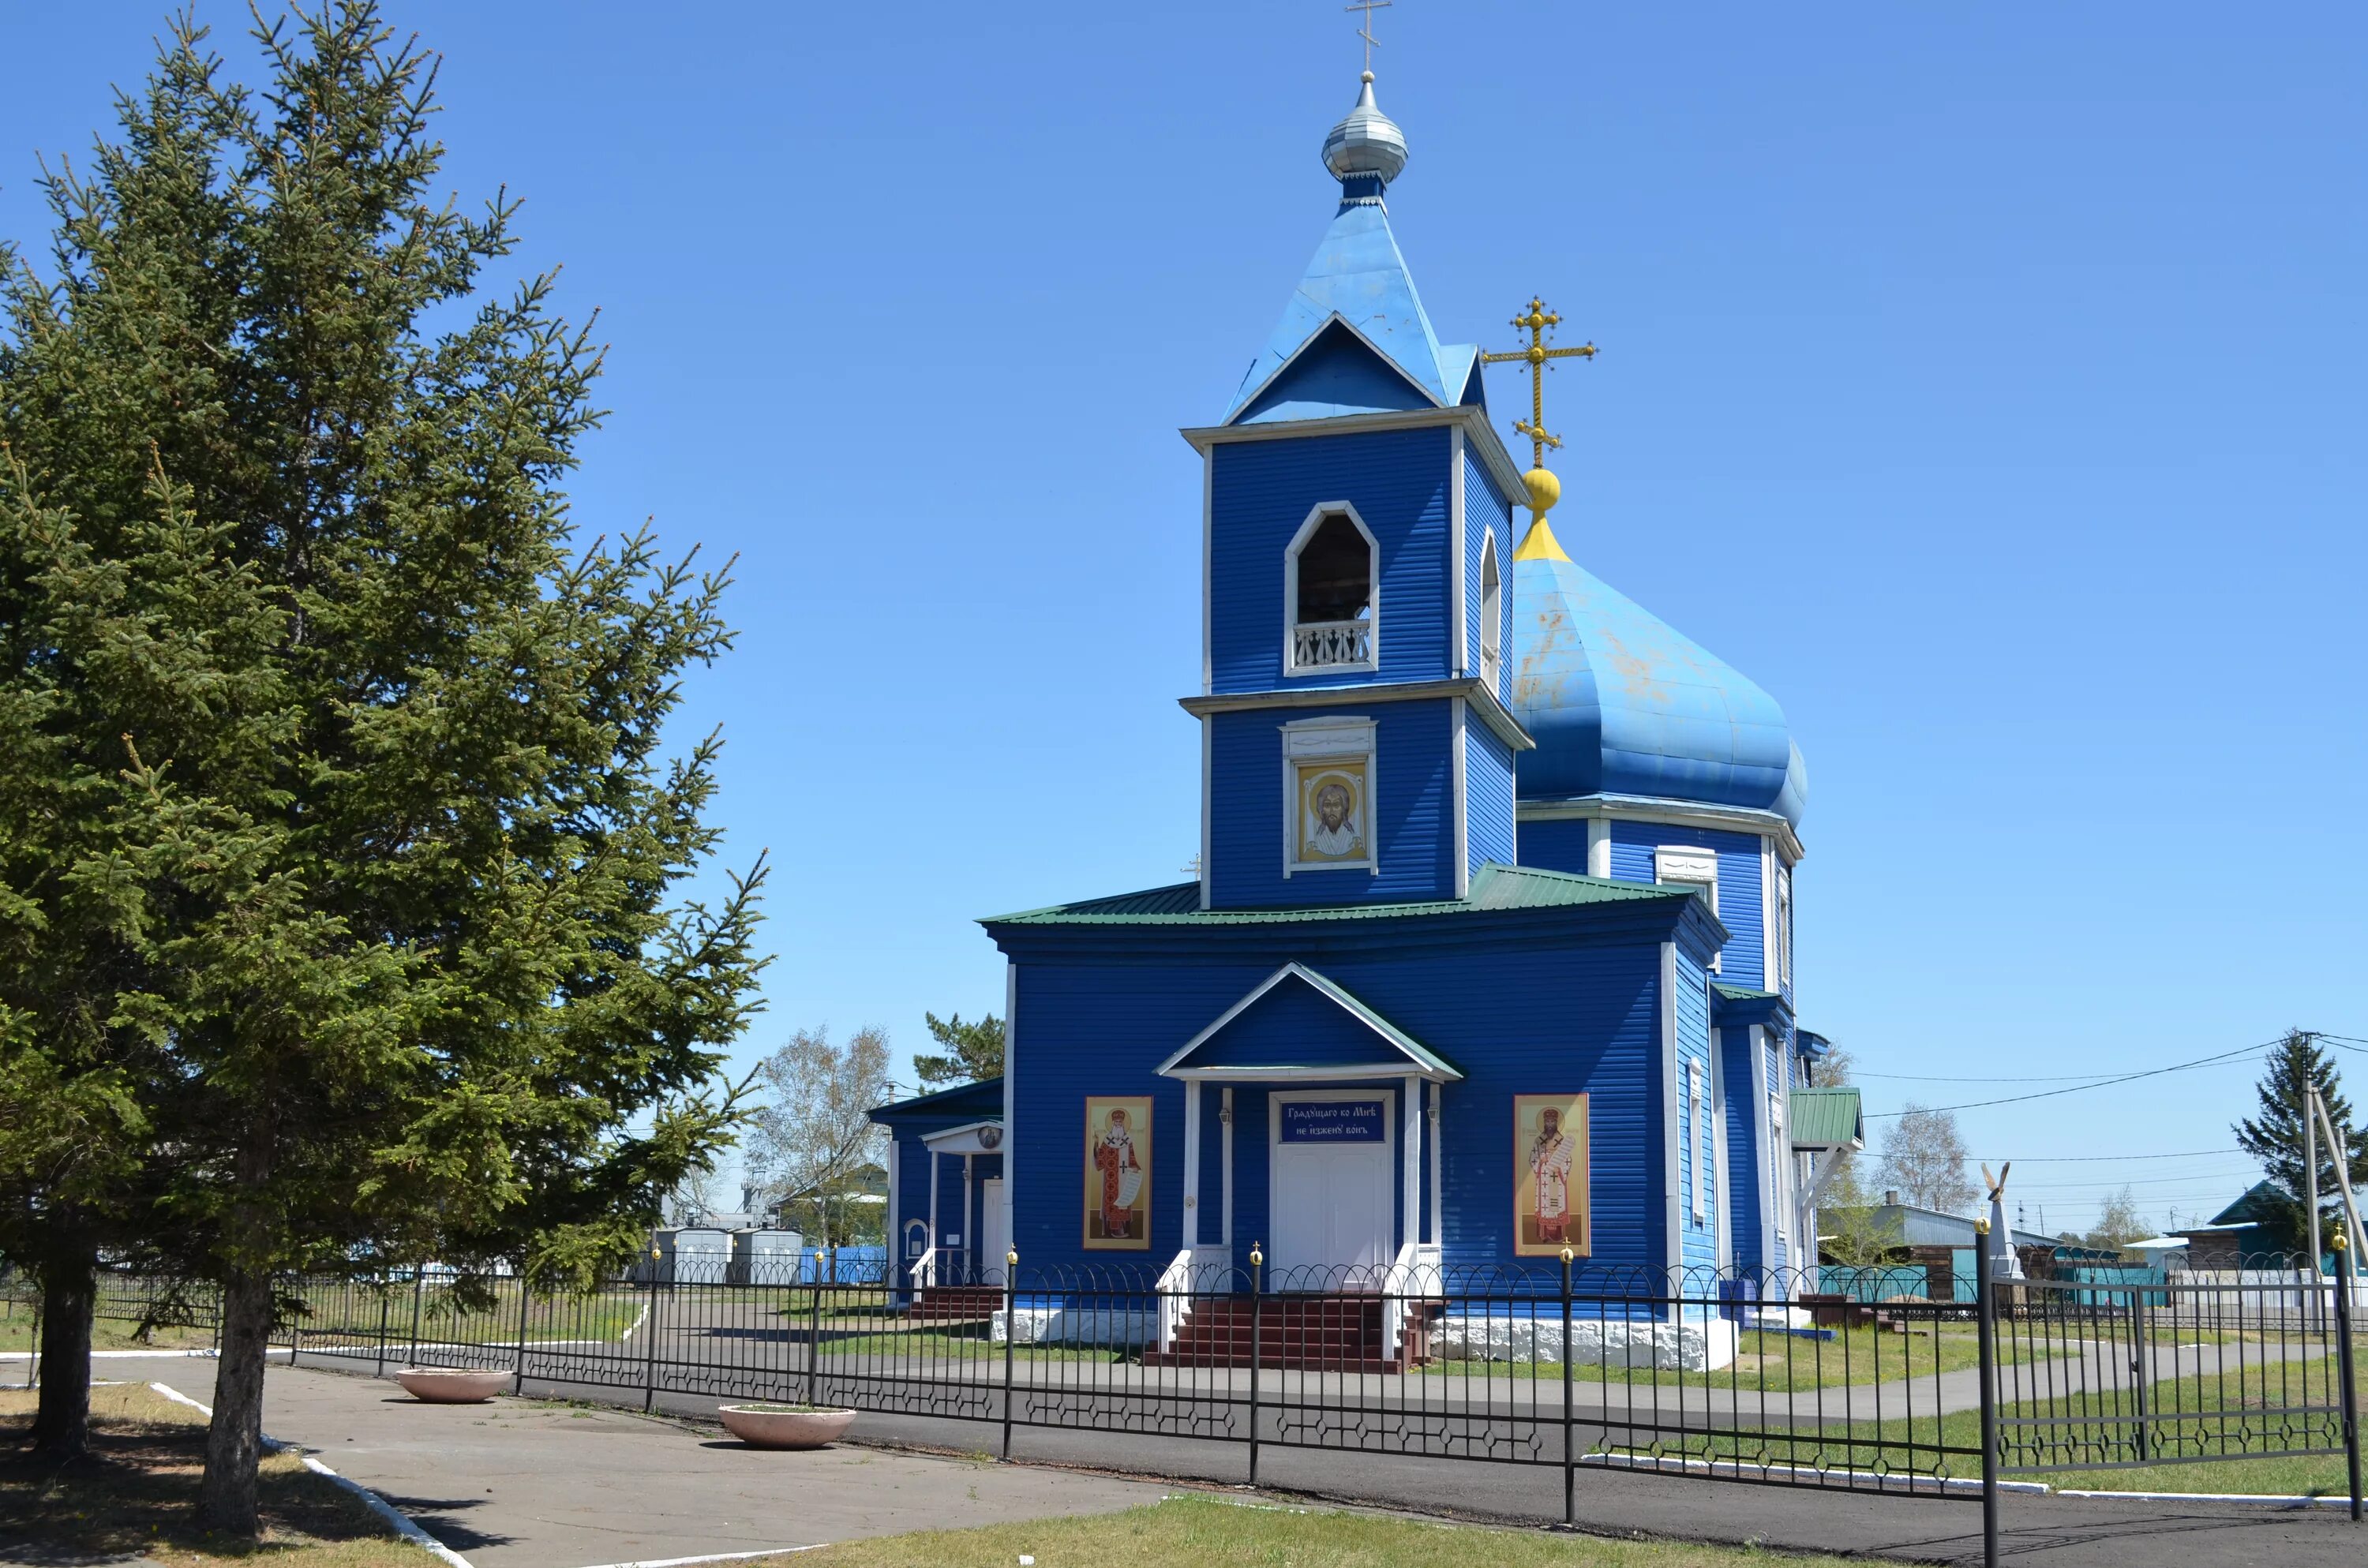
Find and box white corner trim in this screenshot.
[1199,717,1213,909]
[1002,962,1017,1253]
[1760,837,1778,991]
[1200,451,1214,694]
[1659,943,1682,1314]
[1452,698,1470,898]
[1586,818,1611,878]
[1283,501,1379,678]
[1449,425,1467,678]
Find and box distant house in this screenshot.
[1818,1197,2057,1298]
[2168,1181,2293,1269]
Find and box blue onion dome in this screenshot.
[1322,72,1408,187]
[1511,533,1808,828]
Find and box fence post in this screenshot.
[288,1285,301,1368]
[374,1282,391,1377]
[1247,1244,1264,1488]
[407,1267,425,1368]
[641,1248,662,1413]
[1000,1249,1017,1461]
[1561,1248,1576,1526]
[514,1270,533,1396]
[1976,1218,1999,1568]
[2335,1230,2361,1524]
[804,1262,823,1409]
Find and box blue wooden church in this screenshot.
[874,73,1845,1341]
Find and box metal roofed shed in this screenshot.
[730,1227,803,1285]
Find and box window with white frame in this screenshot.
[1285,505,1377,674]
[1769,1091,1787,1241]
[1654,844,1721,973]
[1688,1061,1710,1224]
[1478,533,1503,688]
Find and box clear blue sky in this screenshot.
[7,3,2363,1233]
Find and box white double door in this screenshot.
[1268,1094,1395,1279]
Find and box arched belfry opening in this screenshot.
[1287,507,1377,672]
[1479,536,1502,685]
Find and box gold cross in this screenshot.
[1481,298,1597,470]
[1345,0,1391,73]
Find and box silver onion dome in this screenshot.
[1321,72,1408,185]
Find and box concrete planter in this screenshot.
[395,1366,510,1403]
[717,1404,857,1450]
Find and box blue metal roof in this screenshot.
[1223,78,1476,425]
[1511,544,1808,828]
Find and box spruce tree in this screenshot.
[912,1011,1005,1087]
[2234,1031,2368,1256]
[0,6,766,1530]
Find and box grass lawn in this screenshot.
[0,1315,219,1355]
[1610,1350,2368,1498]
[770,1494,1896,1567]
[0,1382,420,1568]
[1423,1325,2055,1390]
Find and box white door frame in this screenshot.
[1268,1087,1398,1280]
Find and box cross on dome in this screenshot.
[1482,298,1597,558]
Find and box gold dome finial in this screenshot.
[1482,297,1594,563]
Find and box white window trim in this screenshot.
[1777,865,1794,991]
[1654,844,1721,973]
[1280,715,1379,877]
[1769,1088,1788,1241]
[1282,501,1379,677]
[1478,526,1503,691]
[1688,1061,1708,1224]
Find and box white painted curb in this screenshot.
[146,1380,477,1568]
[2056,1488,2359,1510]
[571,1547,826,1568]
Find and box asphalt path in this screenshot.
[248,1324,2368,1568]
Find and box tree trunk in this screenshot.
[198,1268,274,1536]
[28,1253,95,1458]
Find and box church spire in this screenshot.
[1322,72,1408,206]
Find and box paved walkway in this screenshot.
[105,1353,2368,1568]
[120,1356,1167,1568]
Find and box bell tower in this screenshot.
[1182,72,1533,911]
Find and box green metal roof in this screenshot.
[982,863,1691,928]
[1714,982,1782,1005]
[1789,1087,1864,1151]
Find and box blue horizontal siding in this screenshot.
[1675,949,1716,1270]
[1208,699,1456,907]
[1518,817,1591,877]
[1464,446,1513,702]
[1208,428,1453,693]
[1005,937,1669,1281]
[1718,1026,1764,1270]
[1466,717,1516,874]
[1607,820,1767,982]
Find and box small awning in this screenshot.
[1158,963,1462,1083]
[920,1120,1006,1155]
[1789,1087,1864,1152]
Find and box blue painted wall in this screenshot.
[1208,428,1454,694]
[1001,930,1673,1282]
[1606,820,1768,984]
[1675,948,1717,1270]
[1718,1025,1765,1271]
[1206,699,1457,907]
[1462,443,1513,701]
[1515,815,1591,876]
[1467,717,1516,874]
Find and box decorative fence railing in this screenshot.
[21,1232,2365,1563]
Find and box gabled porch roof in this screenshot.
[1156,962,1463,1083]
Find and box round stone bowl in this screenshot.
[395,1366,510,1404]
[717,1404,857,1450]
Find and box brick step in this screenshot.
[906,1286,1006,1322]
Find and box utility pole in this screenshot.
[2309,1081,2325,1277]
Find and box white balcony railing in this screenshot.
[1291,619,1373,671]
[1480,645,1502,689]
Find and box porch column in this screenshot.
[928,1150,941,1249]
[1182,1080,1203,1248]
[1220,1087,1235,1247]
[1402,1076,1420,1256]
[1427,1083,1443,1248]
[964,1153,976,1275]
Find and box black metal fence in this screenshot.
[25,1229,2366,1561]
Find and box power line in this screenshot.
[1941,1148,2245,1162]
[1853,1070,2136,1083]
[1859,1038,2272,1120]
